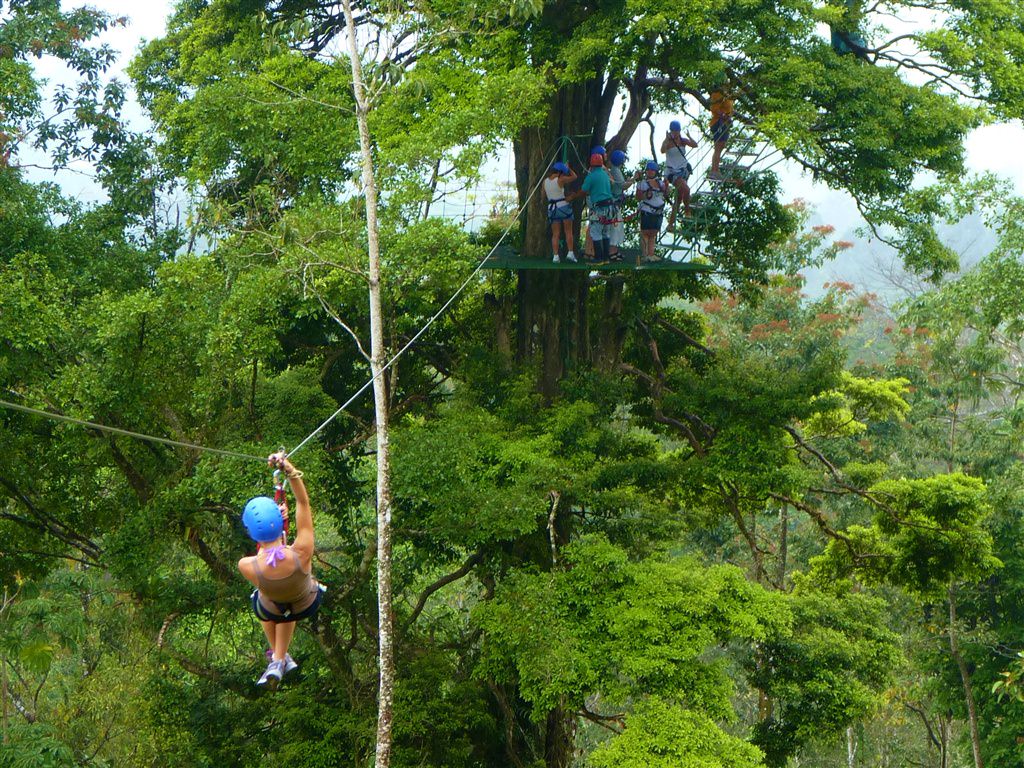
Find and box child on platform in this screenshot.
[636,161,669,263]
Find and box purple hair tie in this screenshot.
[264,545,287,568]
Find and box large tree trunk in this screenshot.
[513,80,610,396]
[948,586,983,768]
[544,704,576,768]
[341,4,396,768]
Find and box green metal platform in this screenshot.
[481,248,713,273]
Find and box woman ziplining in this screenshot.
[238,451,325,689]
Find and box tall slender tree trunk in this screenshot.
[777,503,789,587]
[1,588,7,745]
[948,585,983,768]
[939,713,951,768]
[339,5,395,768]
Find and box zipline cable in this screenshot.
[0,141,561,464]
[287,139,564,458]
[0,398,268,462]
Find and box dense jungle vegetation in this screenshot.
[3,0,1024,765]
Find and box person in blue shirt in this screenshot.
[581,153,614,262]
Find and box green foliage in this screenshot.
[4,0,1024,763]
[750,581,902,766]
[816,474,999,597]
[475,536,788,719]
[588,698,766,768]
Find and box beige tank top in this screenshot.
[255,549,318,613]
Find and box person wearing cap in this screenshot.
[581,152,615,263]
[660,119,698,228]
[636,161,669,263]
[237,452,325,689]
[708,88,735,180]
[607,149,636,260]
[545,161,578,263]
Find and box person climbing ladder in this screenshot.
[707,87,735,181]
[545,161,578,263]
[661,120,698,230]
[238,452,326,689]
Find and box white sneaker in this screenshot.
[283,654,299,675]
[257,659,285,689]
[566,252,577,263]
[552,254,560,263]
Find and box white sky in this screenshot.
[23,0,1024,285]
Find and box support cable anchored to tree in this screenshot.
[285,138,563,459]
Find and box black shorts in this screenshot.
[640,211,663,232]
[711,118,731,143]
[251,583,326,624]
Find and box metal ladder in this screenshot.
[657,127,765,262]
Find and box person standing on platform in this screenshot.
[581,152,615,263]
[544,161,578,263]
[707,88,735,180]
[607,149,635,261]
[636,160,669,263]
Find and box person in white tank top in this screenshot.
[660,119,698,229]
[544,161,578,263]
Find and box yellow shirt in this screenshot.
[710,91,734,122]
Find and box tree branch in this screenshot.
[403,550,484,630]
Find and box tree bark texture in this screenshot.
[340,4,395,768]
[544,704,576,768]
[513,78,633,395]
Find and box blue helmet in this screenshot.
[552,161,569,174]
[645,160,660,172]
[590,144,606,156]
[669,120,681,132]
[243,496,283,543]
[610,149,627,166]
